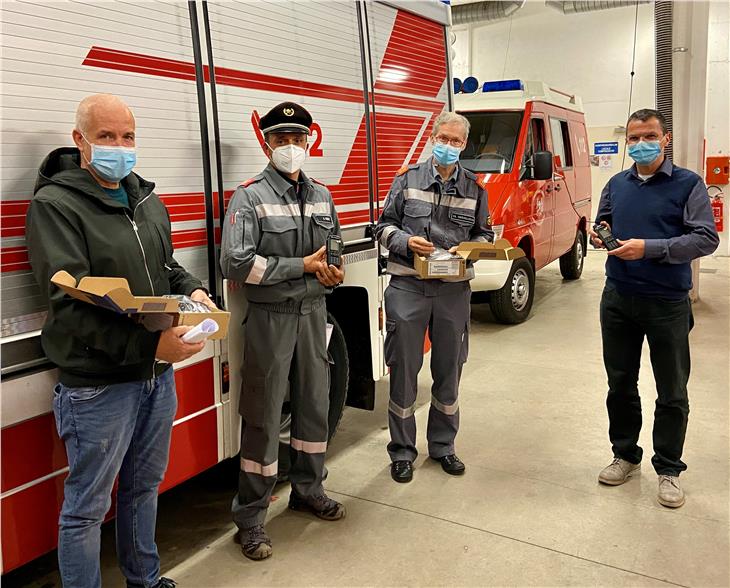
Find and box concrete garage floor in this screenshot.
[6,251,729,587]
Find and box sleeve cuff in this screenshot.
[643,238,666,259]
[186,285,208,297]
[285,257,305,279]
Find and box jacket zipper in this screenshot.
[126,193,159,380]
[126,194,155,295]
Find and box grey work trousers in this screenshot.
[384,278,471,462]
[232,301,330,530]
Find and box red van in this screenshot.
[455,79,592,323]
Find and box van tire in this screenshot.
[559,231,585,280]
[276,313,349,482]
[489,257,535,324]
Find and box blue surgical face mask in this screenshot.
[627,140,662,165]
[432,142,461,166]
[81,135,136,182]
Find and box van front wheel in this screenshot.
[559,231,585,280]
[489,257,535,324]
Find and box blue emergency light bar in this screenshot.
[482,79,523,92]
[453,77,524,94]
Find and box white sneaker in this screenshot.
[657,475,685,508]
[598,457,641,485]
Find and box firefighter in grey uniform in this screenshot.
[221,102,346,561]
[375,112,492,483]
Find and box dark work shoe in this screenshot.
[239,524,273,561]
[153,580,177,588]
[432,454,466,475]
[288,490,346,520]
[128,578,176,588]
[391,460,414,483]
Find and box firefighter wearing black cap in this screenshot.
[221,102,346,561]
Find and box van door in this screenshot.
[547,116,578,259]
[522,114,554,270]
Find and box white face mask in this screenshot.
[268,143,307,174]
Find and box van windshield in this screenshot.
[458,111,524,174]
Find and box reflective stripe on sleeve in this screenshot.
[245,255,267,285]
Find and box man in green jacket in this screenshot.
[26,94,213,588]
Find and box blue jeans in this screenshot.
[53,368,177,588]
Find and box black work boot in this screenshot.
[239,523,273,561]
[288,490,346,520]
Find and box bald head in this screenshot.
[75,94,134,136]
[72,94,137,188]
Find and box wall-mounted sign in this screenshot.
[594,142,619,155]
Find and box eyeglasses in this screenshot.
[434,135,465,148]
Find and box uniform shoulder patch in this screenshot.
[239,177,261,188]
[396,165,409,176]
[462,168,477,181]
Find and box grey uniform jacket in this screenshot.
[375,159,493,282]
[221,164,341,314]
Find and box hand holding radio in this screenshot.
[317,235,345,286]
[590,222,646,260]
[304,246,327,274]
[590,222,619,250]
[607,238,646,260]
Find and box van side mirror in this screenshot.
[527,151,553,181]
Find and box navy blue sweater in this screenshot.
[596,157,719,299]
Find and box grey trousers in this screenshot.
[384,279,471,462]
[232,301,330,530]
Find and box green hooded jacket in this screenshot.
[26,147,204,386]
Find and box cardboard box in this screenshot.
[414,239,525,279]
[51,270,230,339]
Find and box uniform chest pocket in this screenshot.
[404,200,432,219]
[311,213,334,231]
[311,213,335,249]
[403,200,432,235]
[260,215,299,258]
[448,210,475,228]
[261,216,298,234]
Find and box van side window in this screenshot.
[524,118,546,165]
[549,118,573,168]
[532,118,546,152]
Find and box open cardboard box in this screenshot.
[51,270,230,339]
[414,239,525,279]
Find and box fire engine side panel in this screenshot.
[204,0,370,224]
[0,0,221,572]
[367,2,450,207]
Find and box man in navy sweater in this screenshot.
[590,108,719,508]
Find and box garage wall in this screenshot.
[451,1,656,201]
[707,0,729,256]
